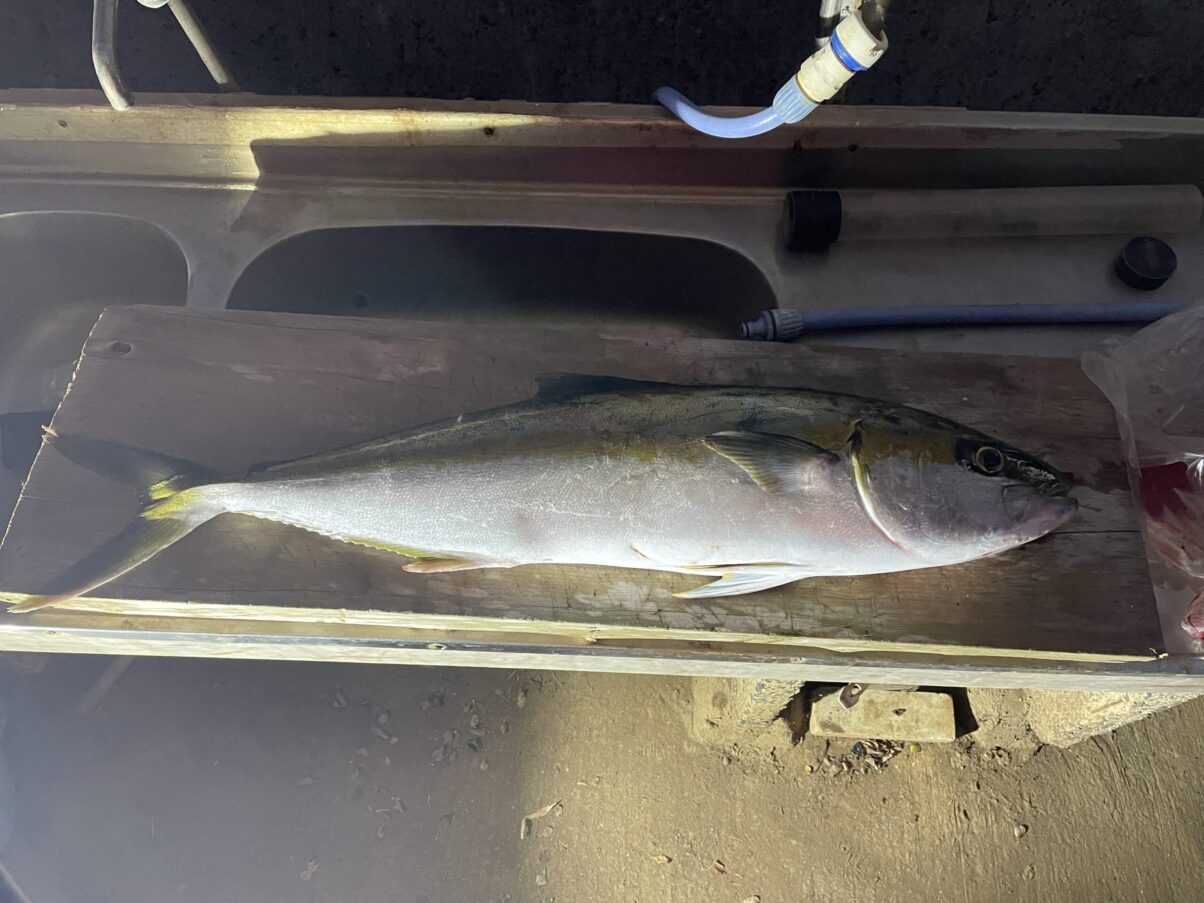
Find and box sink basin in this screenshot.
[227,226,774,335]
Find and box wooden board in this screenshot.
[0,306,1162,661]
[3,90,1203,190]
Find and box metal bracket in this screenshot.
[92,0,239,110]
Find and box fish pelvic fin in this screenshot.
[7,435,220,612]
[673,566,811,599]
[704,431,839,494]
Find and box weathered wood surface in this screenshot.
[2,90,1202,190]
[2,610,1203,691]
[0,306,1161,660]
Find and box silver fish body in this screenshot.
[13,384,1076,609]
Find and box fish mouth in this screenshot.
[1045,493,1079,524]
[1013,455,1074,497]
[1033,467,1074,498]
[1046,476,1073,498]
[1003,482,1077,531]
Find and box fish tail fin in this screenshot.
[8,434,220,612]
[40,431,217,501]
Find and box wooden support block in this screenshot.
[689,677,803,745]
[809,688,957,742]
[1025,690,1200,748]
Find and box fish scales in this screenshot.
[7,384,1076,610]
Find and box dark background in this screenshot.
[1,0,1201,115]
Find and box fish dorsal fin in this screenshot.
[533,373,675,401]
[705,431,839,494]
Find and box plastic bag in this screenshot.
[1083,301,1204,652]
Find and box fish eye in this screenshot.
[973,446,1006,475]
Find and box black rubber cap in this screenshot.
[783,190,842,252]
[1115,237,1177,291]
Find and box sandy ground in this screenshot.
[0,655,1200,903]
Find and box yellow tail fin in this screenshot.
[7,435,218,612]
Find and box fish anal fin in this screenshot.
[333,535,511,573]
[403,557,512,573]
[336,536,436,558]
[705,431,839,494]
[673,566,810,599]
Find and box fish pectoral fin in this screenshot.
[403,556,514,573]
[673,566,810,599]
[704,431,839,494]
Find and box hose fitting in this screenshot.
[738,309,807,341]
[796,10,888,104]
[655,9,887,139]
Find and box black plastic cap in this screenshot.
[783,190,842,252]
[1115,237,1177,291]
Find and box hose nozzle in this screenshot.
[738,309,806,342]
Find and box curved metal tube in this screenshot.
[167,0,239,90]
[93,0,238,110]
[92,0,132,111]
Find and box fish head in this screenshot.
[850,409,1077,565]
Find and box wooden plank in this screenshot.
[2,91,1202,190]
[0,607,1200,692]
[0,306,1161,660]
[3,90,1200,147]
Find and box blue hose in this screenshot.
[653,87,784,139]
[804,301,1187,331]
[740,301,1189,340]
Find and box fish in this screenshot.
[6,378,1076,611]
